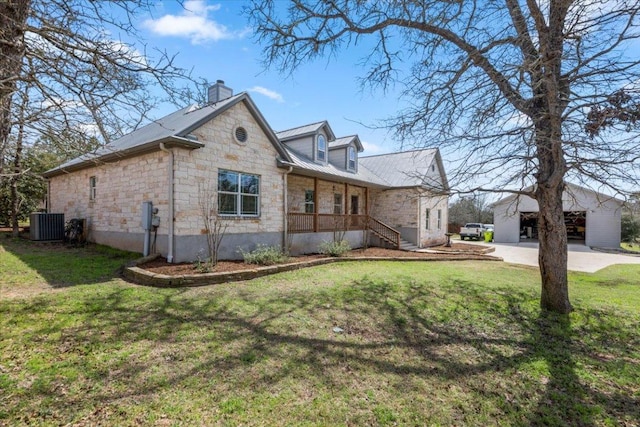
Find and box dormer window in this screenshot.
[348,146,356,170]
[317,135,326,161]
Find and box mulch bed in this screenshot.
[139,243,493,276]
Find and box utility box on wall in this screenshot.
[30,213,65,241]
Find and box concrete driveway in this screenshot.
[465,241,640,272]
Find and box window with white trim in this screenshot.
[89,176,97,200]
[333,193,343,214]
[348,146,356,170]
[425,209,430,229]
[317,135,326,161]
[305,190,315,213]
[437,209,442,230]
[218,170,260,216]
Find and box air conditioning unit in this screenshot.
[30,213,65,241]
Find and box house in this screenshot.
[43,81,449,262]
[491,183,623,248]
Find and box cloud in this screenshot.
[247,86,285,103]
[143,1,241,44]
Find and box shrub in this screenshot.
[240,244,289,265]
[319,240,351,257]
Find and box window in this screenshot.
[317,135,326,161]
[305,190,315,213]
[348,146,356,170]
[89,176,97,200]
[333,193,343,214]
[425,209,430,229]
[437,209,442,230]
[234,126,248,143]
[218,170,260,216]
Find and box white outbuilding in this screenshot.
[491,183,623,248]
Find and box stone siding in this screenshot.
[287,174,367,215]
[370,188,419,228]
[420,195,449,246]
[48,151,169,253]
[172,101,286,237]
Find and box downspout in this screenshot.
[46,180,51,213]
[159,143,175,263]
[282,166,293,253]
[417,193,422,248]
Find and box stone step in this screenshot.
[399,239,419,251]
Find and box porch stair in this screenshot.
[399,238,420,252]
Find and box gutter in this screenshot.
[43,136,203,178]
[159,143,175,263]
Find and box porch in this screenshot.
[287,213,401,249]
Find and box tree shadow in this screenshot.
[0,232,138,289]
[525,311,640,426]
[1,262,638,424]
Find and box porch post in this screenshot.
[313,177,318,232]
[345,182,349,230]
[365,186,369,230]
[344,182,348,214]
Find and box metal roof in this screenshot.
[44,93,290,177]
[359,149,446,189]
[281,147,390,187]
[329,135,364,152]
[276,120,336,141]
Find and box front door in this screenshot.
[350,195,359,227]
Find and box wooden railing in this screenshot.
[287,213,368,233]
[367,217,401,248]
[287,213,400,248]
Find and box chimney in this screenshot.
[208,79,233,104]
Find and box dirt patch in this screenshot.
[139,243,493,277]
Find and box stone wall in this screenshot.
[48,151,169,253]
[370,188,419,228]
[172,101,286,236]
[419,194,449,246]
[287,174,368,215]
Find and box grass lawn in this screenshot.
[1,235,639,426]
[621,242,640,253]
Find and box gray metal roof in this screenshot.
[359,149,445,188]
[490,182,625,207]
[276,120,336,141]
[282,147,390,187]
[44,93,290,177]
[329,135,364,152]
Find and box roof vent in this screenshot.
[208,80,233,104]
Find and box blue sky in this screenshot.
[138,0,404,155]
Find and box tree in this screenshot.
[198,181,228,269]
[0,143,57,227]
[448,195,493,230]
[247,0,640,313]
[1,1,197,236]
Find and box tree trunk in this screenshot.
[0,0,30,176]
[534,119,572,314]
[536,181,571,313]
[10,121,23,237]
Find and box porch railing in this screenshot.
[287,213,368,233]
[367,216,401,249]
[287,213,400,248]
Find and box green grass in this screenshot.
[621,242,640,253]
[1,235,639,426]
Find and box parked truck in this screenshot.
[459,223,486,240]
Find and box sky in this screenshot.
[123,0,639,198]
[137,0,405,156]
